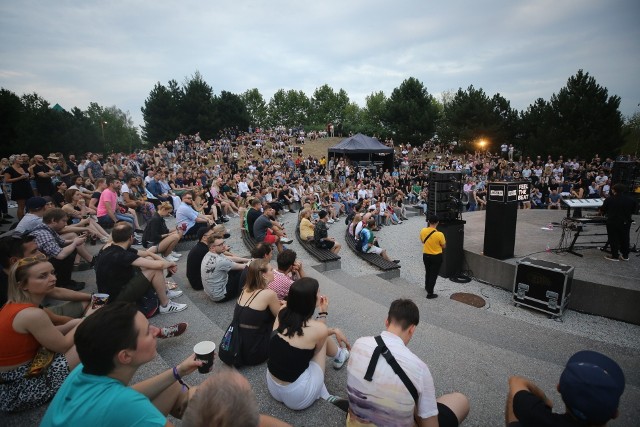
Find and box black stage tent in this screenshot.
[327,133,394,171]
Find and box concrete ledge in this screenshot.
[377,269,401,280]
[312,259,342,272]
[463,249,640,325]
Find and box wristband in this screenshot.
[172,366,190,391]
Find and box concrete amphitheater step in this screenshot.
[314,268,640,426]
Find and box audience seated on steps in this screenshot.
[29,208,94,291]
[224,260,281,367]
[313,210,342,255]
[141,201,184,261]
[267,278,351,411]
[94,222,187,315]
[0,257,95,413]
[267,249,305,301]
[201,234,250,303]
[346,299,469,427]
[253,205,293,254]
[176,191,215,240]
[40,302,200,426]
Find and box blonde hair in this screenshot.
[244,260,270,293]
[300,208,311,219]
[158,201,173,212]
[8,258,50,303]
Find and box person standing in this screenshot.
[420,215,446,299]
[601,183,637,261]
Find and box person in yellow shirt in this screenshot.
[298,208,315,241]
[420,215,446,299]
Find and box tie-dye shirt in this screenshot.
[346,331,438,426]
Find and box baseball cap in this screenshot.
[26,197,47,212]
[558,350,625,424]
[368,205,376,211]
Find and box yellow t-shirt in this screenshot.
[420,226,445,255]
[300,218,314,240]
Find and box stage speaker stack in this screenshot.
[428,171,463,223]
[483,181,530,260]
[611,161,640,213]
[439,219,466,278]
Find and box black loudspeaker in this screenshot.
[611,161,640,190]
[428,171,462,223]
[483,202,518,259]
[439,220,466,278]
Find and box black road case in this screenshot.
[513,257,574,317]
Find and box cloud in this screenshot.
[1,0,638,130]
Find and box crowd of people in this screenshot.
[0,130,633,425]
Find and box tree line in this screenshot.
[1,69,636,159]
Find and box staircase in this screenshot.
[4,214,639,427]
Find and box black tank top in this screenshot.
[267,334,314,382]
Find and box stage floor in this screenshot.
[459,208,640,323]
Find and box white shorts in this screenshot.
[266,361,329,410]
[366,246,384,255]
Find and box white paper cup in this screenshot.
[193,341,216,373]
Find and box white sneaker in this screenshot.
[397,220,403,224]
[280,237,294,244]
[232,213,240,217]
[170,252,183,258]
[159,300,187,314]
[327,219,335,224]
[164,255,179,262]
[166,289,183,298]
[333,348,350,370]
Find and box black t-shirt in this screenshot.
[186,242,208,290]
[246,208,262,238]
[510,390,576,427]
[95,245,139,299]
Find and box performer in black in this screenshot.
[600,183,636,261]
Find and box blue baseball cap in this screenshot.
[559,350,625,424]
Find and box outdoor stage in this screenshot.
[459,209,640,325]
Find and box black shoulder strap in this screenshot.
[422,229,437,244]
[364,335,419,404]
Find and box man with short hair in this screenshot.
[314,210,342,254]
[41,302,202,426]
[201,235,249,302]
[268,249,305,301]
[347,299,469,427]
[420,215,446,299]
[85,153,104,181]
[245,198,263,238]
[176,191,214,238]
[186,226,213,290]
[505,350,625,427]
[253,205,293,253]
[94,222,187,315]
[29,208,92,291]
[32,154,56,197]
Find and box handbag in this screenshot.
[218,290,262,367]
[25,347,55,378]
